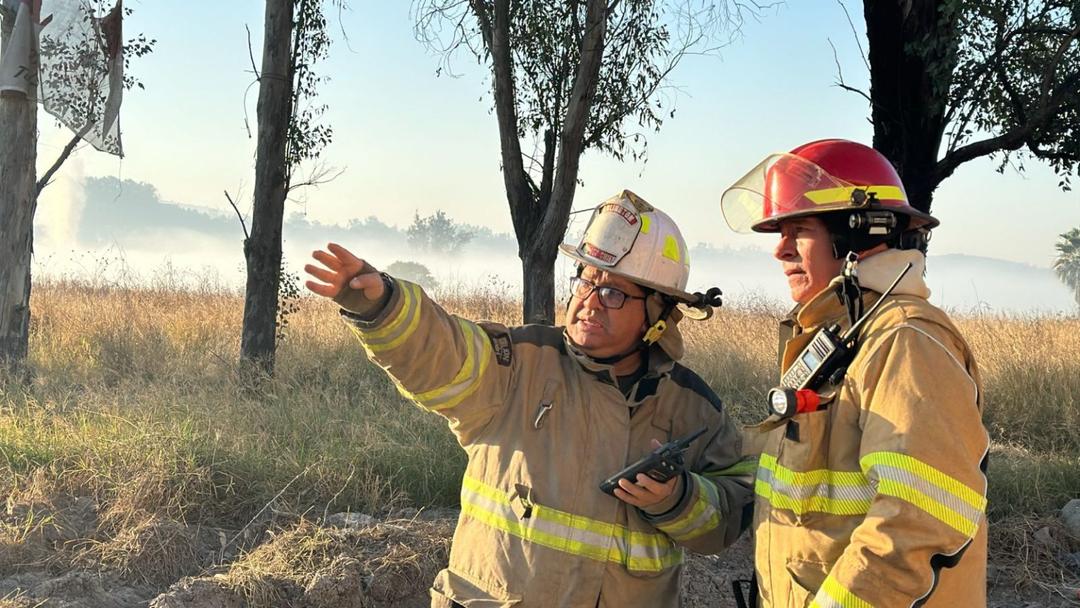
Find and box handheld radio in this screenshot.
[767,262,913,418]
[599,427,708,496]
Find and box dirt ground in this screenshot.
[1,501,1077,608]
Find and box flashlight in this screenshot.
[767,388,822,418]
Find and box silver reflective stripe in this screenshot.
[757,463,875,504]
[657,473,721,540]
[420,319,492,411]
[460,478,681,571]
[870,463,983,526]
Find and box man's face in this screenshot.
[773,216,844,305]
[565,266,648,358]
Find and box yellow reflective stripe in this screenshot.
[860,452,986,511]
[706,456,758,478]
[640,214,651,234]
[358,280,418,341]
[860,451,985,536]
[358,281,422,353]
[460,502,615,564]
[755,478,872,516]
[810,574,872,608]
[662,235,681,262]
[461,477,666,547]
[416,319,492,412]
[755,455,873,515]
[655,473,720,541]
[760,454,867,487]
[875,479,978,536]
[803,185,906,206]
[460,477,681,572]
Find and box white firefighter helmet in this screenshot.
[559,190,695,304]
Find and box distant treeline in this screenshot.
[78,177,519,252]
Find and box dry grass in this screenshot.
[217,519,452,608]
[988,514,1080,596]
[1,277,1079,596]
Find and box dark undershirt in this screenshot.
[616,356,649,400]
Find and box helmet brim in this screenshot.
[558,243,700,304]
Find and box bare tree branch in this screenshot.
[36,124,93,196]
[224,190,250,241]
[828,38,872,105]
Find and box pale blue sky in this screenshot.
[35,1,1080,268]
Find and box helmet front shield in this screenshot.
[721,153,857,233]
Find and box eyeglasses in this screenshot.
[569,276,647,310]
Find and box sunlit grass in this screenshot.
[2,275,1077,538]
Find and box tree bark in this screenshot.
[0,12,38,365]
[241,0,294,376]
[864,0,959,214]
[478,0,609,324]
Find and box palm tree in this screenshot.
[1053,228,1080,311]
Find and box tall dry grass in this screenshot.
[2,277,1078,538]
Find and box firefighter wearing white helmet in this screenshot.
[305,189,753,607]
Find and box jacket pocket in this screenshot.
[784,558,830,608]
[649,415,673,442]
[430,567,523,607]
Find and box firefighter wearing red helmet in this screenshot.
[722,140,990,607]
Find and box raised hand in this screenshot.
[304,242,387,314]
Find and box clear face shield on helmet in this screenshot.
[720,153,902,234]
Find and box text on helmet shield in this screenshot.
[576,202,642,267]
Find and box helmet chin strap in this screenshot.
[578,294,677,367]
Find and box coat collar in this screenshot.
[562,332,676,405]
[792,248,930,330]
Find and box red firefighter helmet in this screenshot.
[721,139,939,233]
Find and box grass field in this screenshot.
[3,278,1078,523]
[1,277,1078,600]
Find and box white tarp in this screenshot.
[0,0,48,97]
[0,0,124,156]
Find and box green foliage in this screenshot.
[406,210,474,255]
[941,0,1079,187]
[276,254,302,344]
[1053,227,1080,309]
[286,0,336,171]
[413,0,751,165]
[386,261,439,291]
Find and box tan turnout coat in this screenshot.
[749,249,990,607]
[342,277,755,608]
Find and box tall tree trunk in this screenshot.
[521,248,559,326]
[0,12,38,365]
[476,0,608,324]
[241,0,294,376]
[864,0,959,214]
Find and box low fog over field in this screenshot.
[33,176,1077,316]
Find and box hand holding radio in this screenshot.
[600,428,708,507]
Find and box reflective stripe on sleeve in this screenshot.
[705,455,758,479]
[411,318,493,411]
[810,574,873,608]
[860,451,986,537]
[349,280,422,353]
[653,472,721,542]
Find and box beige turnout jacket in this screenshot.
[341,277,754,607]
[749,249,989,607]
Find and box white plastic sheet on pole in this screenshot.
[0,0,45,97]
[0,0,124,156]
